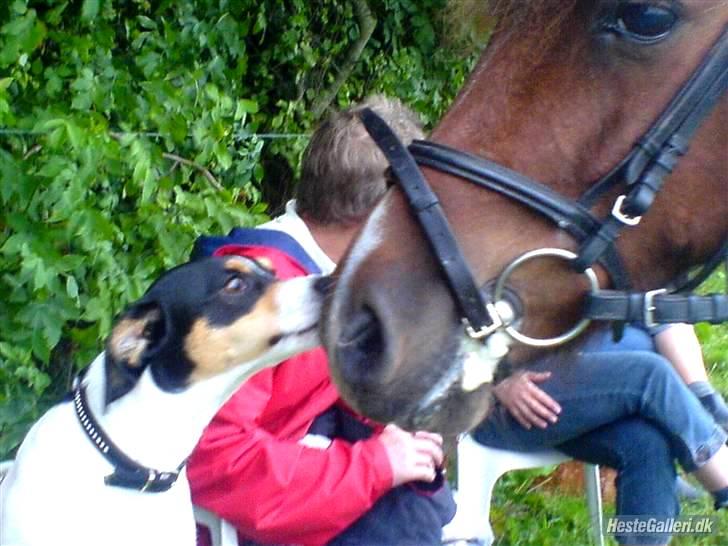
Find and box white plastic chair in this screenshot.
[194,506,240,546]
[192,437,606,546]
[442,435,605,546]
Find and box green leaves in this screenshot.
[81,0,100,23]
[0,7,47,68]
[0,0,477,459]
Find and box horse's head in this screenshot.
[323,0,728,435]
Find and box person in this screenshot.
[655,323,728,433]
[470,323,728,546]
[187,96,455,546]
[655,323,728,500]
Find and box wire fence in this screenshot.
[0,128,310,140]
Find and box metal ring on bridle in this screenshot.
[492,248,600,347]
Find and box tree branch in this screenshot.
[162,152,223,191]
[22,144,42,160]
[108,131,223,191]
[311,0,376,119]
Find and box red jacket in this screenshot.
[188,242,393,546]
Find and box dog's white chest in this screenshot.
[0,402,196,546]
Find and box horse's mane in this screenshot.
[485,0,577,27]
[443,0,580,52]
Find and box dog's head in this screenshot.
[104,255,326,406]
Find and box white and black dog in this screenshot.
[0,255,326,546]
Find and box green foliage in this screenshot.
[0,0,476,457]
[696,271,728,395]
[491,470,728,545]
[490,469,596,545]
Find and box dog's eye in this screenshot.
[224,276,249,294]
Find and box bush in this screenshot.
[0,0,477,458]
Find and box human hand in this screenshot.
[493,370,561,429]
[377,424,444,487]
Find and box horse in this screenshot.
[322,0,728,437]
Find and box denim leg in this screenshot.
[558,418,679,545]
[473,348,726,471]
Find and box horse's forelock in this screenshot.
[444,0,581,53]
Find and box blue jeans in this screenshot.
[473,326,726,545]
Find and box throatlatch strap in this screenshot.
[585,290,728,326]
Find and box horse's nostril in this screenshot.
[336,306,386,386]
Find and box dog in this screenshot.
[0,255,325,546]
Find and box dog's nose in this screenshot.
[314,275,335,295]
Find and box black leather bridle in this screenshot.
[360,24,728,347]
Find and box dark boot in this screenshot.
[699,391,728,434]
[676,475,706,502]
[689,382,728,434]
[713,486,728,510]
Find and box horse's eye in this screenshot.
[223,276,248,294]
[614,3,678,42]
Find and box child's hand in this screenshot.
[378,424,444,486]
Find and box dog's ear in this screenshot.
[104,302,166,407]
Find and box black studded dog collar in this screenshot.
[72,381,185,493]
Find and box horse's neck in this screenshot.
[82,355,225,470]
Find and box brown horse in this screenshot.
[322,0,728,436]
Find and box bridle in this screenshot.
[361,24,728,348]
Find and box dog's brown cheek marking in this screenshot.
[109,318,150,367]
[185,286,281,382]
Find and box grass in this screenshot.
[486,270,728,545]
[490,469,728,545]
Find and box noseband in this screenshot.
[361,24,728,347]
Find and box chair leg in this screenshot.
[194,507,224,546]
[442,436,502,545]
[584,464,605,546]
[446,440,602,546]
[220,519,240,546]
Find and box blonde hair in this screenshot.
[296,95,425,225]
